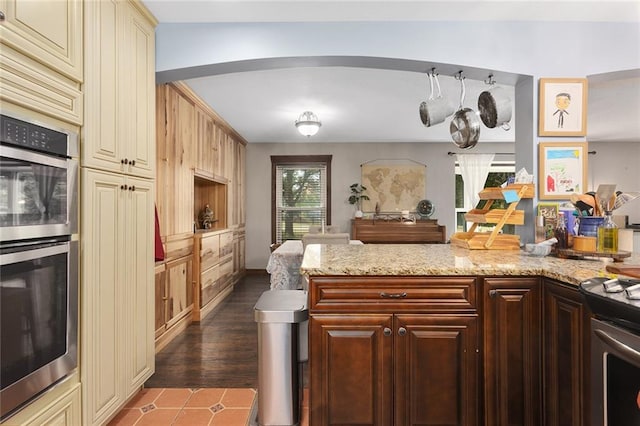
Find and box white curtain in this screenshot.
[457,153,495,210]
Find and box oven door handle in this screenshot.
[594,328,640,364]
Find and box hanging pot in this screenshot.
[449,75,481,149]
[478,82,512,130]
[420,72,455,127]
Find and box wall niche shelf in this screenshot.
[194,173,228,231]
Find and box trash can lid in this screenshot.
[254,290,309,323]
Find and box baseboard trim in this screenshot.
[246,268,268,275]
[155,314,192,353]
[199,284,235,321]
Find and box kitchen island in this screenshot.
[300,243,640,426]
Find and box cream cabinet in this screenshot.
[1,382,82,426]
[81,1,156,424]
[83,0,156,179]
[81,169,155,426]
[0,1,83,125]
[0,0,83,82]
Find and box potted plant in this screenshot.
[348,183,370,218]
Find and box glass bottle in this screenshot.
[554,212,569,249]
[535,215,546,243]
[597,211,618,253]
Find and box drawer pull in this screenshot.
[380,292,407,299]
[202,249,214,257]
[383,327,392,337]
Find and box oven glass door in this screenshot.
[592,318,640,426]
[0,239,78,419]
[0,145,77,241]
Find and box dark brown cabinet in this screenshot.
[351,219,446,243]
[308,276,479,426]
[483,277,542,426]
[542,278,592,426]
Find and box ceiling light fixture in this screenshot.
[295,111,321,137]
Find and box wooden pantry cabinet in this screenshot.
[81,1,157,424]
[308,276,480,425]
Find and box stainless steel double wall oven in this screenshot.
[0,112,79,420]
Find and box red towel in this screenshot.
[154,205,165,261]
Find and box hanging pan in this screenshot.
[477,74,512,130]
[449,72,481,149]
[420,70,455,127]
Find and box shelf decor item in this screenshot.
[348,183,370,218]
[538,142,588,200]
[538,77,588,136]
[451,183,534,250]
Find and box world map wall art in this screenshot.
[360,161,426,213]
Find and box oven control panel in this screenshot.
[0,114,68,157]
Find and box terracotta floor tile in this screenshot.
[107,408,142,425]
[172,408,214,425]
[210,408,251,425]
[134,408,180,426]
[186,388,226,408]
[124,388,163,408]
[220,388,256,408]
[154,388,193,408]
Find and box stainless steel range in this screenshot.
[580,276,640,426]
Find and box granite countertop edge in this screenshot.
[300,243,640,286]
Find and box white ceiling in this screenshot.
[143,1,640,144]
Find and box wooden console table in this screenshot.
[351,218,446,243]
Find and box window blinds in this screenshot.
[275,164,327,243]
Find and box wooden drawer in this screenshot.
[200,265,219,291]
[200,235,220,270]
[309,276,478,312]
[219,257,233,281]
[220,231,233,257]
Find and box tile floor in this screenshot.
[108,387,309,426]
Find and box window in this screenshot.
[455,161,515,233]
[272,155,332,243]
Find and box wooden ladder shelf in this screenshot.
[451,184,534,250]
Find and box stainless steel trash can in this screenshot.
[253,290,308,426]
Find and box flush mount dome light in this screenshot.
[295,111,321,137]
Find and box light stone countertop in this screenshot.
[300,243,640,286]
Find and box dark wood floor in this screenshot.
[145,273,270,389]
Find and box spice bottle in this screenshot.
[535,215,546,243]
[597,210,618,253]
[554,212,569,249]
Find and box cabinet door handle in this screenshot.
[398,327,407,336]
[120,185,127,190]
[380,292,407,299]
[121,158,128,164]
[383,327,392,337]
[489,289,498,298]
[0,11,5,21]
[129,185,136,191]
[129,159,136,166]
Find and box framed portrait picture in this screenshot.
[538,78,588,136]
[538,142,588,200]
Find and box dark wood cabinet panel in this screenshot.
[351,219,446,243]
[483,277,542,426]
[543,278,592,426]
[309,314,393,426]
[394,314,479,426]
